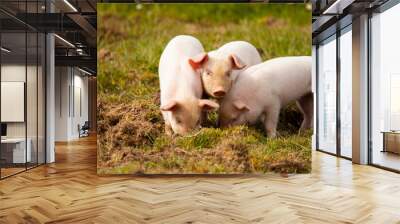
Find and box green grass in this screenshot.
[97,4,312,174]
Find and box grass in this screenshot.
[97,4,312,174]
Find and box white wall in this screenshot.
[1,65,28,138]
[1,65,25,81]
[72,72,89,138]
[54,67,89,141]
[55,67,70,141]
[1,64,26,151]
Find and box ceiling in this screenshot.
[0,0,97,74]
[312,0,391,44]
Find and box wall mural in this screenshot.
[97,4,312,174]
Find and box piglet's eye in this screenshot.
[206,70,212,76]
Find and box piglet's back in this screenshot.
[265,56,310,102]
[242,56,312,104]
[159,35,205,100]
[253,56,309,81]
[160,35,204,66]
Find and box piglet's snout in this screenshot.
[213,88,226,98]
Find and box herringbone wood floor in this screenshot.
[1,136,400,224]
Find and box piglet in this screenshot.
[196,41,262,99]
[159,35,219,135]
[218,56,313,138]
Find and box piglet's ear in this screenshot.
[233,100,249,111]
[199,99,219,111]
[229,54,246,70]
[189,53,208,70]
[161,101,179,111]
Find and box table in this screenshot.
[1,138,32,164]
[381,131,400,154]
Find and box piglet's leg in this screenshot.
[263,104,281,138]
[296,93,313,133]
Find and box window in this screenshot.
[370,3,400,171]
[317,35,337,154]
[339,26,352,158]
[0,2,46,179]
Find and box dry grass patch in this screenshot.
[97,97,311,174]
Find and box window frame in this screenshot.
[367,0,400,173]
[0,1,48,180]
[315,21,353,160]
